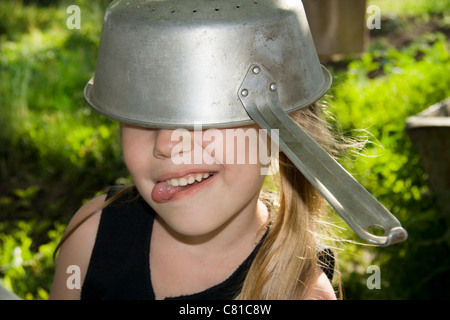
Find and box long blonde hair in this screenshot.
[55,102,342,299]
[237,103,341,299]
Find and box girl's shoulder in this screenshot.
[302,269,337,300]
[50,194,107,299]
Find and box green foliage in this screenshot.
[0,220,65,300]
[0,0,127,299]
[330,32,450,209]
[0,0,126,216]
[327,30,450,299]
[370,0,450,18]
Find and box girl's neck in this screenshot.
[154,196,269,256]
[150,197,269,299]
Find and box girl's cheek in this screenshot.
[122,132,147,173]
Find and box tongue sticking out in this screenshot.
[151,181,188,203]
[151,174,213,202]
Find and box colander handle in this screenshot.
[238,64,407,246]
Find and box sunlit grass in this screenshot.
[369,0,450,17]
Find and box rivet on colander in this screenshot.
[252,66,261,74]
[270,83,277,91]
[240,89,249,97]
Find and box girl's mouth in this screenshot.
[151,172,215,203]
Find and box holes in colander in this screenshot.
[168,3,252,15]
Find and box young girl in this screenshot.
[49,104,338,300]
[50,0,339,300]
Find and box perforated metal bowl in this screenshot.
[84,0,407,246]
[84,0,331,129]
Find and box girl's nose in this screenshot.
[153,129,192,159]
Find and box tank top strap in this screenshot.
[81,187,155,300]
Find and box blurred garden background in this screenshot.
[1,0,450,300]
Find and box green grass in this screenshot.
[369,0,450,17]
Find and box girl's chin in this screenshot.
[154,211,232,240]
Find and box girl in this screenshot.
[49,104,339,300]
[50,0,340,300]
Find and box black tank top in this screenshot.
[81,187,334,300]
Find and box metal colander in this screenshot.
[85,0,407,246]
[85,0,331,128]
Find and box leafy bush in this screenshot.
[0,0,125,299]
[328,31,450,299]
[0,220,65,300]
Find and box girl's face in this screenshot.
[121,124,269,238]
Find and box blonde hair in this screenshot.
[236,102,341,299]
[55,102,343,299]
